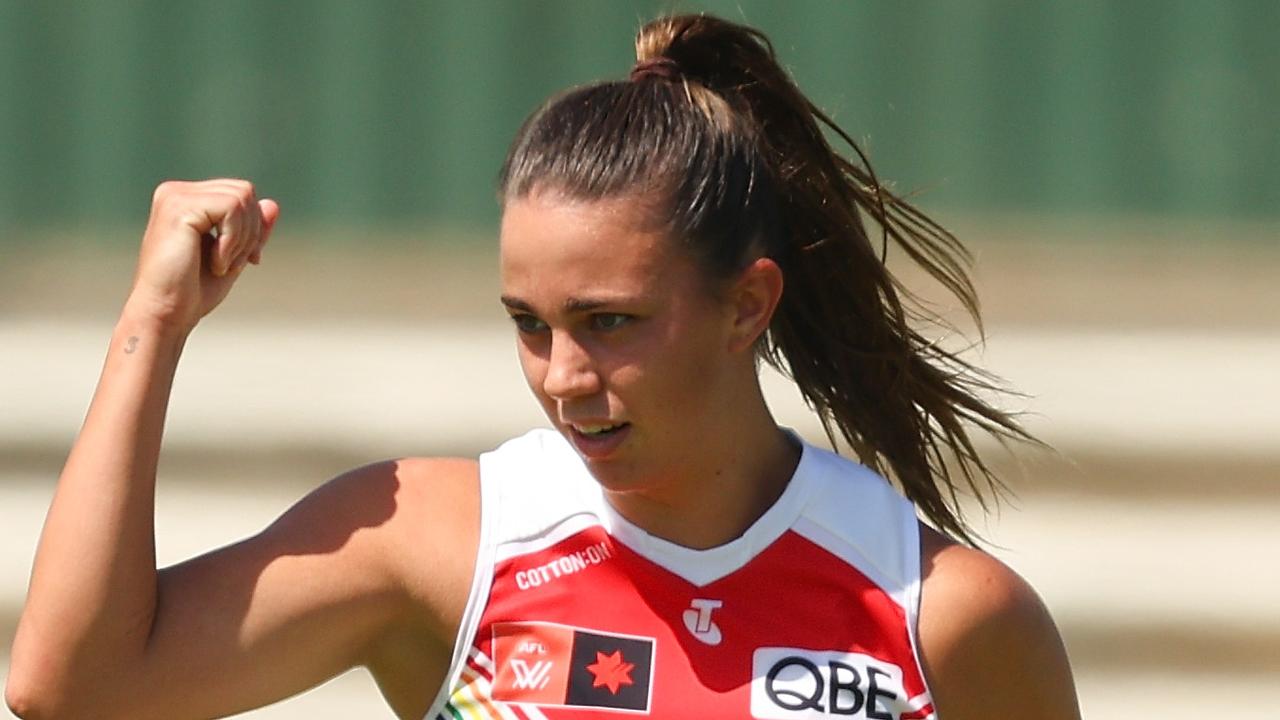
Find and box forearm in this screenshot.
[10,304,190,697]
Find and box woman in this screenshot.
[7,13,1079,720]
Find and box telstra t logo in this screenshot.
[683,598,724,645]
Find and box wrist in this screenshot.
[117,297,195,344]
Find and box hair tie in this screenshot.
[629,57,681,82]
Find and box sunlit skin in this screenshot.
[499,195,1081,715]
[6,181,1078,719]
[499,191,799,549]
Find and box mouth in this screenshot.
[565,421,631,459]
[570,421,629,436]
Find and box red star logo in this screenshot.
[585,649,635,695]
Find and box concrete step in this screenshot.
[3,660,1275,720]
[4,478,1276,665]
[5,321,1278,717]
[5,321,1278,457]
[6,662,1265,720]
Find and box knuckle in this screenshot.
[152,180,179,206]
[175,207,208,231]
[232,179,256,201]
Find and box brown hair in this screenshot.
[499,13,1039,545]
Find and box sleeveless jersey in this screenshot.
[427,429,937,720]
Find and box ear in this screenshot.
[725,257,784,354]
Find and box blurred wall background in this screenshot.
[3,2,1277,719]
[1,0,1277,232]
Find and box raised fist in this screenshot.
[126,179,279,331]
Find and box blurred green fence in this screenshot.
[1,0,1276,237]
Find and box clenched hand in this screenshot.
[127,179,279,332]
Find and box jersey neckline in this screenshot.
[593,429,817,587]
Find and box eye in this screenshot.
[591,313,632,331]
[509,313,548,334]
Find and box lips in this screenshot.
[565,421,631,460]
[571,422,627,435]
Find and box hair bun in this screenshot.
[629,57,681,82]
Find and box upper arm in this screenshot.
[916,525,1081,720]
[132,456,479,720]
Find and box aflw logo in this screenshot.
[510,659,554,690]
[491,621,655,712]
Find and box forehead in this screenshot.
[499,193,688,300]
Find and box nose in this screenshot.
[542,330,601,400]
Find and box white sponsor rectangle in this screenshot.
[750,647,907,719]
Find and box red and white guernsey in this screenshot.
[428,429,937,720]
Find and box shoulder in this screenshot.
[281,456,481,636]
[916,524,1081,720]
[378,455,480,516]
[237,456,480,716]
[354,456,481,604]
[259,456,479,567]
[290,456,479,552]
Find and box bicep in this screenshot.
[126,458,469,719]
[917,528,1081,720]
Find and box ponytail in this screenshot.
[501,13,1041,545]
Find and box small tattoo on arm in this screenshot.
[124,336,139,354]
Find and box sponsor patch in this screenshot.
[493,621,654,713]
[513,540,614,590]
[751,647,910,719]
[682,598,724,645]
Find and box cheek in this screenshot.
[639,317,727,412]
[666,349,724,413]
[515,339,549,397]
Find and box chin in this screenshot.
[579,456,652,495]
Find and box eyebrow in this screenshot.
[500,295,624,314]
[499,295,534,313]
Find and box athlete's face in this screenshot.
[499,192,743,493]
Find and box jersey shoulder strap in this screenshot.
[792,442,923,611]
[479,427,608,548]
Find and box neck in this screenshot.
[604,382,802,550]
